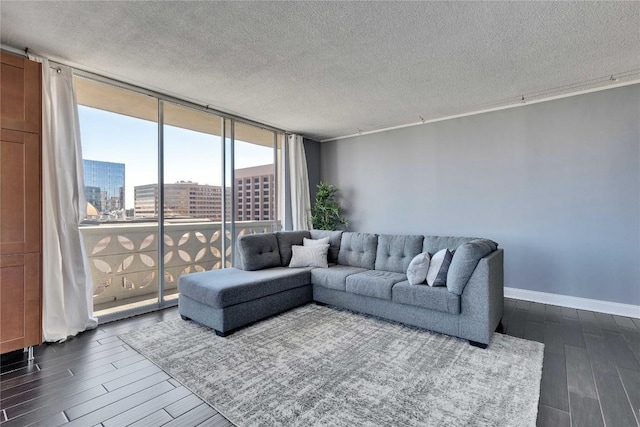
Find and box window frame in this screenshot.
[73,70,284,322]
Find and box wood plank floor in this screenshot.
[0,308,231,427]
[1,299,639,426]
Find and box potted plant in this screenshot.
[311,182,348,230]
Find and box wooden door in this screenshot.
[0,52,42,353]
[0,254,41,353]
[0,53,41,133]
[0,129,41,256]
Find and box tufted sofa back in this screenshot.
[374,234,424,274]
[422,236,478,254]
[236,230,498,297]
[337,232,378,269]
[275,231,311,266]
[236,233,281,271]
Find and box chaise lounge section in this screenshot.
[178,230,504,347]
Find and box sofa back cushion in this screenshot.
[423,236,478,254]
[310,230,344,264]
[337,232,378,269]
[236,233,281,271]
[446,239,498,295]
[276,231,311,266]
[374,234,424,274]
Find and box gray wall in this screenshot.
[320,85,640,305]
[304,138,321,203]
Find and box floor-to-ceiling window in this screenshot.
[162,102,224,301]
[232,121,278,258]
[76,77,159,318]
[75,75,281,320]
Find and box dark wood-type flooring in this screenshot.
[1,299,639,426]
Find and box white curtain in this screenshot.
[287,134,312,230]
[33,57,98,342]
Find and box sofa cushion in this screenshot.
[423,236,478,254]
[311,265,367,291]
[289,244,330,268]
[276,231,311,266]
[346,270,407,300]
[337,232,378,269]
[236,233,281,271]
[311,230,344,264]
[447,239,498,295]
[179,267,312,309]
[392,281,461,314]
[374,234,424,274]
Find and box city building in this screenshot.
[133,184,158,218]
[234,164,274,222]
[83,159,125,213]
[134,181,227,220]
[133,165,274,221]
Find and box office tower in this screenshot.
[83,159,125,213]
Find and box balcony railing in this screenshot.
[80,220,278,313]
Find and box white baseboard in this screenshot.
[504,287,640,319]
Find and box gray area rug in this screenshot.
[121,305,544,426]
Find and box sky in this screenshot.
[78,105,274,209]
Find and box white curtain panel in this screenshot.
[35,57,98,341]
[287,134,311,230]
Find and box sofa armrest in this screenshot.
[458,249,504,344]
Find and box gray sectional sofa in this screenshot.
[178,230,504,348]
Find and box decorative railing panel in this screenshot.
[81,221,277,307]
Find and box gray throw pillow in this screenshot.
[407,252,431,285]
[275,231,310,266]
[427,248,453,287]
[310,230,343,264]
[289,244,330,268]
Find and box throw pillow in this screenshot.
[407,252,431,285]
[303,236,330,246]
[289,244,330,268]
[426,248,454,287]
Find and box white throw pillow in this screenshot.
[303,237,330,246]
[289,244,330,268]
[426,248,454,287]
[407,252,431,285]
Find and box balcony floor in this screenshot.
[94,291,179,318]
[1,301,639,426]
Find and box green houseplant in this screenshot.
[311,182,348,230]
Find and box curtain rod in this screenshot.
[68,66,288,135]
[2,45,290,136]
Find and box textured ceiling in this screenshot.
[1,1,639,141]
